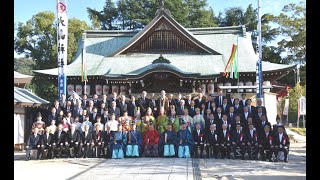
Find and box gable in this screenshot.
[111,10,221,56]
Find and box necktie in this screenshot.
[182,106,184,110]
[230,113,233,118]
[224,131,226,137]
[251,131,253,137]
[266,133,268,138]
[220,97,222,106]
[211,131,213,135]
[263,122,265,126]
[238,130,240,134]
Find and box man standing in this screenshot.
[158,90,170,115]
[159,122,177,157]
[137,91,151,117]
[118,95,128,116]
[109,101,120,119]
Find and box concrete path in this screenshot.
[14,143,305,180]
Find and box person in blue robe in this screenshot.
[111,124,127,159]
[177,121,194,158]
[126,123,142,157]
[159,122,177,157]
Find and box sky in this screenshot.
[14,0,305,57]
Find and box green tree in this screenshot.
[14,11,90,101]
[184,0,217,28]
[275,2,306,65]
[287,83,306,124]
[87,0,118,30]
[14,57,36,75]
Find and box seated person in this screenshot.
[259,125,275,161]
[126,123,142,157]
[39,127,54,159]
[245,124,259,160]
[111,124,127,159]
[192,122,206,158]
[177,121,194,158]
[205,124,220,159]
[159,122,177,157]
[273,125,290,162]
[232,124,246,160]
[92,124,104,158]
[142,122,160,157]
[53,124,68,158]
[81,124,93,158]
[219,124,232,159]
[25,127,41,160]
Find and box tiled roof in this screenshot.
[14,87,49,106]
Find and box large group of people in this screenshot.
[26,90,290,162]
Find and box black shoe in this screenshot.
[274,158,278,162]
[241,156,245,160]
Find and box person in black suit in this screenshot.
[184,95,193,109]
[137,91,150,117]
[98,102,107,116]
[243,117,254,133]
[127,96,137,117]
[206,113,221,132]
[254,107,268,123]
[168,94,177,110]
[230,115,244,132]
[220,98,230,114]
[92,124,104,158]
[92,94,99,108]
[256,99,267,115]
[227,106,236,124]
[240,106,253,124]
[215,107,223,121]
[245,124,259,160]
[117,95,128,117]
[102,125,113,158]
[192,123,206,158]
[52,124,68,158]
[220,124,232,159]
[176,100,186,116]
[214,90,225,107]
[81,94,89,109]
[109,101,120,119]
[99,95,109,110]
[174,93,183,109]
[273,126,290,162]
[149,93,158,117]
[232,124,246,160]
[25,127,41,160]
[47,107,58,126]
[108,92,120,108]
[194,93,206,109]
[205,124,220,158]
[66,124,81,158]
[210,101,217,115]
[73,100,84,119]
[81,124,94,158]
[39,127,54,159]
[227,93,236,106]
[246,99,256,114]
[200,104,207,117]
[259,125,275,161]
[59,94,67,110]
[64,101,73,114]
[239,93,247,107]
[101,108,109,124]
[233,98,243,114]
[188,101,196,117]
[90,107,99,124]
[256,115,271,135]
[53,100,62,117]
[204,95,213,111]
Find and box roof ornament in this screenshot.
[152,54,171,64]
[155,0,171,16]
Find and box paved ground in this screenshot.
[14,143,305,180]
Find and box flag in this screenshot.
[81,34,87,82]
[57,0,68,98]
[223,44,238,79]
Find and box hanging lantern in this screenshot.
[67,84,74,95]
[224,82,231,92]
[120,85,128,95]
[112,85,119,94]
[207,83,214,95]
[75,85,82,95]
[95,85,102,95]
[245,81,253,92]
[237,82,244,93]
[103,85,110,95]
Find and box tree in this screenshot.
[275,2,306,65]
[87,0,118,30]
[14,11,90,101]
[14,57,36,75]
[287,83,306,124]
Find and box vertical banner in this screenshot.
[57,0,68,99]
[256,0,263,100]
[298,96,306,116]
[283,99,289,116]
